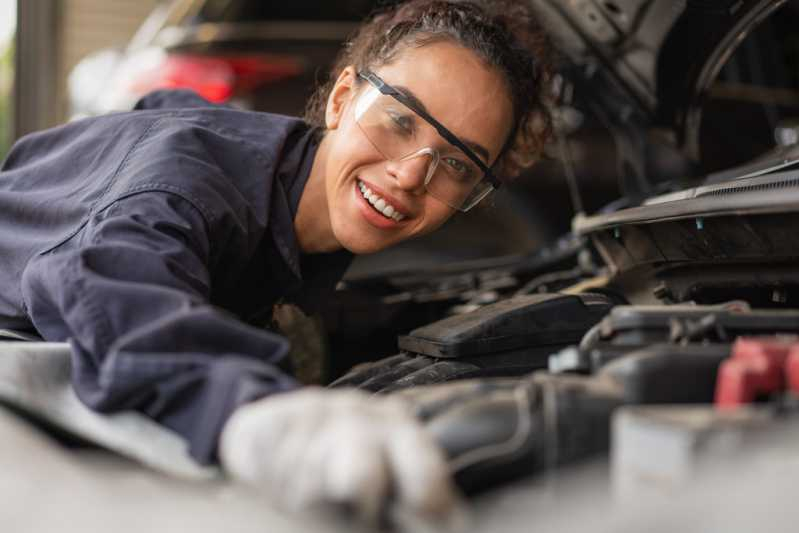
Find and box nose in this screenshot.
[386,150,434,194]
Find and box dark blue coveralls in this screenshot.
[0,90,352,463]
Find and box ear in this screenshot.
[325,66,358,130]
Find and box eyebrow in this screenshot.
[392,84,492,163]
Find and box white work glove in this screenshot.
[219,387,464,527]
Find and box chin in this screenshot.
[330,219,396,255]
[334,229,395,255]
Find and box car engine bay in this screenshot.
[4,1,799,531]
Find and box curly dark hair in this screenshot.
[304,0,555,179]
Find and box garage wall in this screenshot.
[57,0,159,119]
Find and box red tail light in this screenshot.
[128,53,303,103]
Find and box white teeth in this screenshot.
[358,181,406,222]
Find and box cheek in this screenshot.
[326,133,378,191]
[413,199,455,237]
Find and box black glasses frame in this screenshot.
[357,70,501,189]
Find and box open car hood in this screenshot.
[531,0,790,198]
[533,0,786,139]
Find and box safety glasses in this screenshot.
[355,70,501,211]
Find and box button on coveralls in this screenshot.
[0,90,352,463]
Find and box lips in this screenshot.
[357,180,406,222]
[353,179,411,229]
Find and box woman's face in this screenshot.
[320,40,514,254]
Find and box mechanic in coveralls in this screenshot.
[0,0,552,523]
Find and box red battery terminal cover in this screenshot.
[715,337,799,408]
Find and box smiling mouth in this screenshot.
[357,180,406,222]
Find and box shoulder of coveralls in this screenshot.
[133,89,231,111]
[1,89,311,266]
[92,93,311,241]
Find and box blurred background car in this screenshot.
[67,0,381,119]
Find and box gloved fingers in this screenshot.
[220,388,464,529]
[219,388,334,487]
[384,419,464,526]
[377,360,482,394]
[279,413,388,522]
[320,420,391,524]
[356,356,437,392]
[218,398,292,487]
[269,407,331,498]
[328,353,412,388]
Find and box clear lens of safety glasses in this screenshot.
[354,85,496,211]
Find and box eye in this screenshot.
[443,157,471,178]
[386,110,414,135]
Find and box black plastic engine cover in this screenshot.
[330,293,614,391]
[398,293,613,358]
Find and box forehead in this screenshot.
[373,40,514,160]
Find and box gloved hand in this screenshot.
[218,387,463,526]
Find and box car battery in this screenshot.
[612,404,779,501]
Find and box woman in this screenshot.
[0,0,552,523]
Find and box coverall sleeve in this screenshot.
[20,191,299,464]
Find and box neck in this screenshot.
[295,134,341,253]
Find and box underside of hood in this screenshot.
[531,0,790,198]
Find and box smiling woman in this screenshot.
[303,41,514,253]
[298,0,554,255]
[0,0,552,525]
[307,0,554,174]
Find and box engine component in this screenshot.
[549,302,799,374]
[390,341,733,493]
[399,293,612,359]
[393,374,621,494]
[330,293,613,391]
[601,343,729,404]
[612,404,777,501]
[715,337,799,407]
